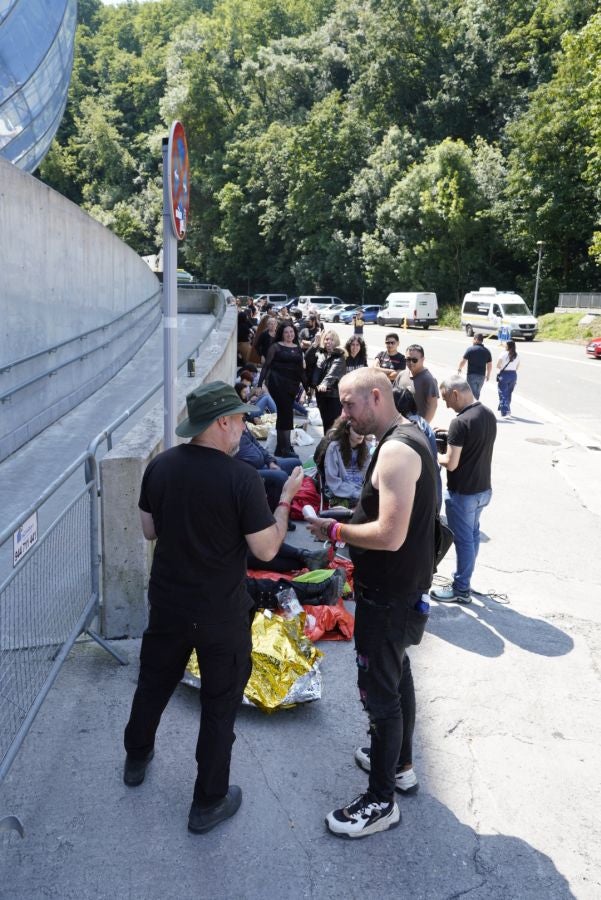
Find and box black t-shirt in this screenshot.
[447,402,497,494]
[463,344,492,376]
[237,315,253,342]
[350,422,436,597]
[256,330,275,360]
[139,444,275,623]
[375,350,406,372]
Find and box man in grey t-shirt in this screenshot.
[395,344,439,422]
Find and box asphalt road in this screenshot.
[332,323,601,447]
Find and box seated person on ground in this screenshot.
[235,422,301,512]
[246,568,345,612]
[321,416,371,508]
[247,541,330,574]
[235,377,276,418]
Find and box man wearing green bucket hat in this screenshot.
[123,381,303,834]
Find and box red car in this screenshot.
[586,337,601,359]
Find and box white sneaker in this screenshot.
[354,747,419,794]
[325,792,400,838]
[430,584,472,604]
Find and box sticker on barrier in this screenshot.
[12,512,37,567]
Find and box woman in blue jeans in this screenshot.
[496,341,520,418]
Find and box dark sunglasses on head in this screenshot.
[406,357,420,363]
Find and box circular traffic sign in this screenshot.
[167,121,190,240]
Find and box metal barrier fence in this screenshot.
[0,295,229,836]
[558,293,601,310]
[0,453,127,838]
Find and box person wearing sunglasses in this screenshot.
[373,333,406,382]
[394,344,439,423]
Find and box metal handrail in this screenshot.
[85,316,221,463]
[0,288,161,374]
[0,298,162,403]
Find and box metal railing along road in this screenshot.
[0,290,162,400]
[558,293,601,310]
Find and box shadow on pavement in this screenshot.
[428,594,573,659]
[388,793,576,900]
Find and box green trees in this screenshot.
[39,0,600,305]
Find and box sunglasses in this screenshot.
[385,341,397,345]
[406,357,420,363]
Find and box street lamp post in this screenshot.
[533,240,545,317]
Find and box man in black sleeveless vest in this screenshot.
[306,369,437,838]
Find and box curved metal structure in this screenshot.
[0,0,77,172]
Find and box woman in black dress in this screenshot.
[259,321,305,456]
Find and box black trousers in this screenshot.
[316,393,342,435]
[124,605,252,805]
[354,594,419,802]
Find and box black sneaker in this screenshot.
[300,548,331,571]
[325,792,400,838]
[188,786,242,834]
[123,749,154,787]
[354,746,419,794]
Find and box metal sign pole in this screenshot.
[162,137,177,449]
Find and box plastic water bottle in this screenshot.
[414,595,430,614]
[276,587,303,619]
[302,505,317,520]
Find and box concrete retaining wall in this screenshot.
[99,302,238,638]
[0,158,159,366]
[0,157,162,461]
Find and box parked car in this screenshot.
[177,268,194,283]
[585,337,601,359]
[321,304,358,323]
[339,305,382,325]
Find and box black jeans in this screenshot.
[124,605,252,805]
[354,593,419,802]
[316,393,342,435]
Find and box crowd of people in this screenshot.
[124,305,520,840]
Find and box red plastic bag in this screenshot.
[290,476,321,520]
[303,599,354,641]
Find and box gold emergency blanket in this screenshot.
[183,610,323,712]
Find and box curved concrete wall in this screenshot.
[0,157,159,367]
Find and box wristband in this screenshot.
[277,501,290,511]
[327,521,343,542]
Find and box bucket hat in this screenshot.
[175,381,259,438]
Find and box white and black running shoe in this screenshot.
[354,746,419,794]
[325,791,400,838]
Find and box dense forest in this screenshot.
[39,0,601,309]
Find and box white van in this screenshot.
[461,288,537,341]
[376,292,438,328]
[296,295,345,314]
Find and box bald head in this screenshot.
[439,373,475,412]
[338,368,399,438]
